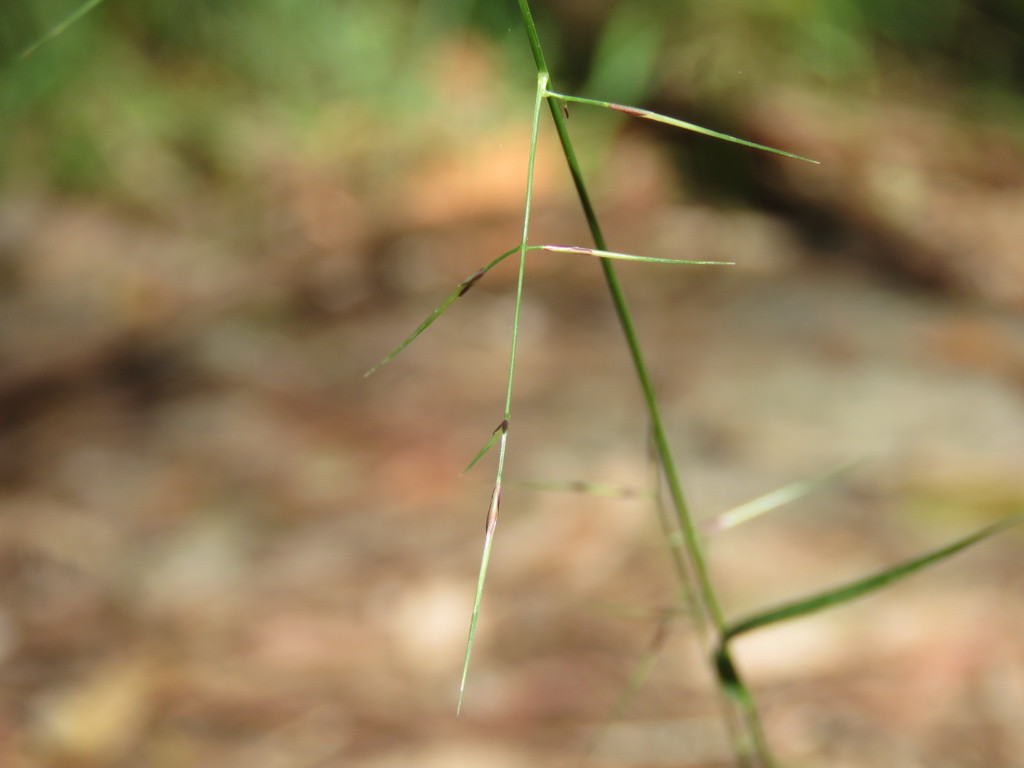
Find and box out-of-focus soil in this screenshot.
[1,89,1024,768]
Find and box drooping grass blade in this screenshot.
[518,2,778,762]
[364,248,518,377]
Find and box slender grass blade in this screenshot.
[707,461,859,534]
[546,90,819,165]
[463,420,508,474]
[541,245,732,266]
[364,249,517,377]
[724,513,1023,641]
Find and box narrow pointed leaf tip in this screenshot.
[605,102,818,164]
[457,482,504,717]
[463,419,508,474]
[541,245,732,266]
[364,249,519,378]
[545,90,818,164]
[723,512,1024,642]
[363,288,460,377]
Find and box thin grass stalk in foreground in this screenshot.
[515,1,773,765]
[456,71,548,717]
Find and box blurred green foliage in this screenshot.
[570,0,1024,103]
[2,0,1023,200]
[0,0,497,196]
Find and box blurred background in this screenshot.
[2,1,1024,766]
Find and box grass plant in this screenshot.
[368,3,1022,765]
[16,3,1022,766]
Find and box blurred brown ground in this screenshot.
[3,19,1024,768]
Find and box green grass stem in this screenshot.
[515,1,789,764]
[456,71,548,717]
